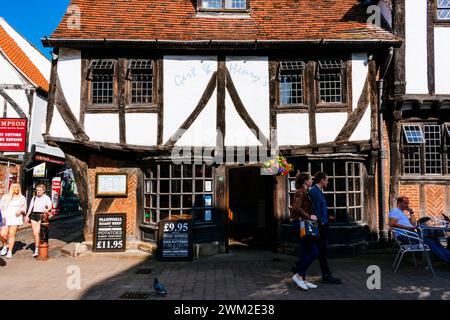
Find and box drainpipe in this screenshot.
[378,47,394,243]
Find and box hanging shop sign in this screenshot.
[0,118,27,152]
[51,177,62,216]
[95,173,128,197]
[34,154,65,165]
[33,162,46,178]
[157,217,193,261]
[93,213,127,252]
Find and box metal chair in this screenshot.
[390,227,435,276]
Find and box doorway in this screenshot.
[227,166,275,250]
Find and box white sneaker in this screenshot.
[33,248,39,257]
[6,251,12,259]
[305,281,318,289]
[0,246,7,256]
[292,275,308,290]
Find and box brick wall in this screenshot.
[424,184,446,218]
[398,184,420,219]
[88,154,139,239]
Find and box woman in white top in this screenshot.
[0,183,27,259]
[24,184,52,258]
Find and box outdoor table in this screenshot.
[417,220,450,241]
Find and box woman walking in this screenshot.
[24,184,52,257]
[0,183,27,259]
[290,172,319,290]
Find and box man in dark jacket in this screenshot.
[308,172,342,284]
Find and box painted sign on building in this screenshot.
[0,118,27,152]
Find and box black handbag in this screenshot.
[300,220,320,240]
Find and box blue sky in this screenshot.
[1,0,71,59]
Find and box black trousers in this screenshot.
[318,223,331,278]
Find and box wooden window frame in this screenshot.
[197,0,250,12]
[401,122,449,176]
[84,59,119,113]
[315,59,351,113]
[276,60,308,111]
[125,59,159,113]
[143,164,215,228]
[287,160,364,224]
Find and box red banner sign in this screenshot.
[0,118,27,152]
[34,154,65,165]
[51,177,62,216]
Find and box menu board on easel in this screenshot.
[157,217,193,261]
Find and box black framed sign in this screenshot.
[95,173,128,197]
[157,219,193,261]
[93,213,127,252]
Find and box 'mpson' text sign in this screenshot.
[0,118,27,152]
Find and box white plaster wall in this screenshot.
[0,52,25,84]
[276,114,310,146]
[0,18,50,80]
[29,94,65,157]
[48,108,74,139]
[225,57,270,146]
[405,0,428,94]
[176,91,217,147]
[225,91,261,146]
[4,89,30,116]
[164,56,217,145]
[352,53,369,112]
[125,113,158,146]
[434,28,450,94]
[84,114,120,143]
[58,48,81,121]
[316,113,348,144]
[349,108,371,141]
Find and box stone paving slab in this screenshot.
[1,219,449,300]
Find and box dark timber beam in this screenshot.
[164,72,218,147]
[0,89,27,118]
[54,75,90,141]
[225,69,269,147]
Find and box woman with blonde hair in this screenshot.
[0,183,27,259]
[24,184,52,257]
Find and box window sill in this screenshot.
[125,104,158,113]
[316,103,349,113]
[196,10,250,18]
[276,105,309,113]
[399,175,450,183]
[85,105,118,113]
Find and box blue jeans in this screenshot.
[293,220,319,279]
[398,234,450,263]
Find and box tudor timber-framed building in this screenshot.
[384,0,450,226]
[42,0,401,255]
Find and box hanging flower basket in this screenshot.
[261,155,293,176]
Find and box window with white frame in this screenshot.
[288,160,363,223]
[317,59,345,104]
[143,164,214,226]
[437,0,450,20]
[279,60,305,106]
[200,0,248,10]
[402,123,449,175]
[88,59,115,105]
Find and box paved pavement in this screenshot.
[1,218,450,300]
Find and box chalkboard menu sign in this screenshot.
[157,217,193,261]
[93,214,127,252]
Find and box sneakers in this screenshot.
[292,275,308,291]
[0,246,7,256]
[322,274,342,284]
[6,251,12,259]
[33,248,39,258]
[305,281,318,289]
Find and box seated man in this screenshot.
[389,196,450,265]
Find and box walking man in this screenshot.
[308,172,342,284]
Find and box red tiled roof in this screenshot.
[0,25,49,92]
[50,0,396,43]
